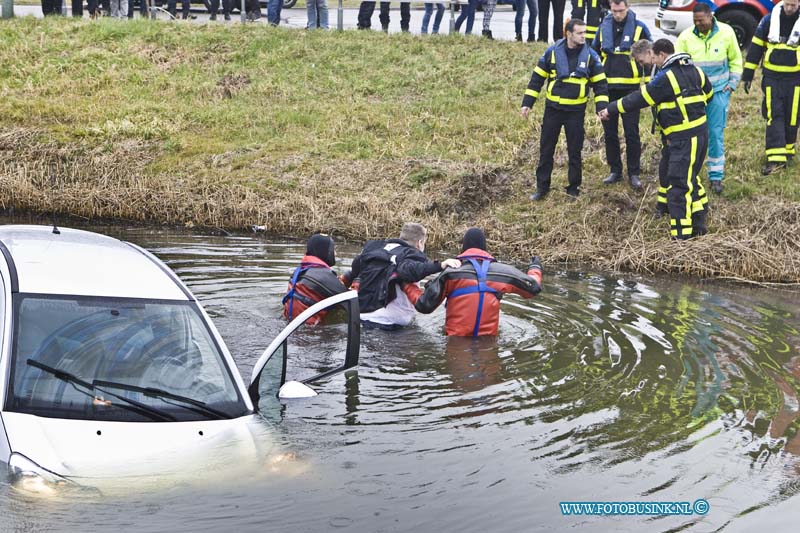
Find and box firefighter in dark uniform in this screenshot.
[283,234,348,326]
[592,0,652,190]
[521,18,609,201]
[414,228,543,337]
[600,39,713,240]
[742,0,800,175]
[570,0,609,43]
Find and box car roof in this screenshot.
[0,225,189,300]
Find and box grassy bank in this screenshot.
[1,18,798,283]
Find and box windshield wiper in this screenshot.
[93,379,229,420]
[26,359,176,422]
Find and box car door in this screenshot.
[248,291,360,411]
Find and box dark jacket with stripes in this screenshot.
[607,53,712,140]
[522,39,609,112]
[591,11,652,90]
[742,8,800,83]
[571,0,609,43]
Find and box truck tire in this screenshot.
[716,9,758,49]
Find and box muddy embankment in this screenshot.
[2,127,799,285]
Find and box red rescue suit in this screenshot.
[283,255,348,325]
[414,249,543,337]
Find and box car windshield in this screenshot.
[6,295,249,422]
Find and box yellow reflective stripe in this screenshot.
[684,136,697,231]
[787,144,796,155]
[641,86,655,106]
[765,147,786,155]
[751,36,766,47]
[744,61,760,70]
[617,99,625,113]
[681,95,707,105]
[659,101,677,109]
[792,87,800,127]
[658,187,668,194]
[561,78,588,85]
[606,77,642,84]
[661,115,707,136]
[545,94,589,105]
[764,63,800,73]
[525,89,539,98]
[666,71,681,95]
[589,73,606,83]
[594,95,609,103]
[534,66,549,78]
[670,229,679,236]
[766,86,773,125]
[681,228,693,236]
[634,26,642,41]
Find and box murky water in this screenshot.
[2,223,800,531]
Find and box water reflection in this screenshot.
[1,220,799,529]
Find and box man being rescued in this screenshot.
[413,228,544,337]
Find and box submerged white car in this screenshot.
[0,225,359,493]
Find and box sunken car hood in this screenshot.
[3,412,272,484]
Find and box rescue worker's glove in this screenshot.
[529,256,543,272]
[743,81,751,94]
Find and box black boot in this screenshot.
[482,30,493,39]
[629,174,642,190]
[527,35,535,42]
[692,211,708,238]
[515,33,522,41]
[603,172,623,185]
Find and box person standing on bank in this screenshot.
[421,2,446,35]
[600,39,712,240]
[741,0,800,175]
[414,228,543,337]
[592,0,652,191]
[538,0,567,42]
[307,0,329,29]
[675,3,742,195]
[571,0,609,43]
[521,19,609,201]
[515,0,538,42]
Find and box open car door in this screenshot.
[248,291,360,408]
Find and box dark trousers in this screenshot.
[537,0,565,41]
[665,132,708,240]
[762,77,800,163]
[535,105,585,194]
[41,0,60,15]
[358,2,410,30]
[382,2,410,30]
[602,88,641,177]
[656,134,669,215]
[211,0,231,15]
[127,0,148,17]
[455,0,478,34]
[168,0,190,16]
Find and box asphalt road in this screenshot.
[8,3,671,42]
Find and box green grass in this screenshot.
[1,17,798,282]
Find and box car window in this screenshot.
[6,295,248,422]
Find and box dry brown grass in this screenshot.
[3,126,800,285]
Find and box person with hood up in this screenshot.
[282,234,348,325]
[413,228,544,337]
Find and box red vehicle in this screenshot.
[656,0,776,48]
